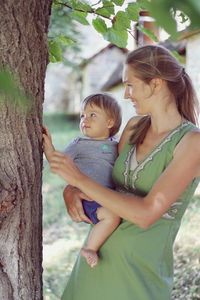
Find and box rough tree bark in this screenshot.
[0,1,52,299]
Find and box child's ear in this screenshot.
[107,119,115,129]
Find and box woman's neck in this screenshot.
[146,84,184,135]
[149,104,183,135]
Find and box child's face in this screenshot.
[79,103,114,140]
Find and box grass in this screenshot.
[172,196,200,300]
[42,113,200,300]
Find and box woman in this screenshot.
[50,45,200,300]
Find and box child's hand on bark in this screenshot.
[42,126,55,162]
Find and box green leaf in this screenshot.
[68,0,92,12]
[102,0,115,13]
[48,35,75,63]
[137,0,149,9]
[113,11,131,30]
[57,35,75,46]
[92,17,107,34]
[70,11,89,25]
[171,50,185,65]
[0,69,31,112]
[103,28,128,48]
[112,0,125,6]
[136,25,159,42]
[177,11,189,24]
[48,39,62,62]
[96,1,115,18]
[52,1,62,9]
[173,0,200,30]
[95,7,110,18]
[0,70,15,94]
[140,0,178,38]
[126,2,140,22]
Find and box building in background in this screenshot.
[44,12,200,128]
[182,30,200,101]
[44,10,159,130]
[77,44,134,130]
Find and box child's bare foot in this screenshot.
[81,247,99,268]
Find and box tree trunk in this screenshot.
[0,1,52,299]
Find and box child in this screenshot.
[43,93,122,268]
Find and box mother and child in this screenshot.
[43,45,200,300]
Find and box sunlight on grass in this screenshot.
[175,195,200,252]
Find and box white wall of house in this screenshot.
[44,63,71,113]
[81,47,127,98]
[186,33,200,125]
[44,24,109,114]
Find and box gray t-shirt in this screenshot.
[64,137,118,188]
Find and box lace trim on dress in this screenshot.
[124,145,136,189]
[123,121,189,190]
[162,201,183,220]
[123,122,192,220]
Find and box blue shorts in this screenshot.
[82,200,101,224]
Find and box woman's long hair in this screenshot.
[126,45,199,145]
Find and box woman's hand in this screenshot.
[50,151,85,187]
[63,185,92,224]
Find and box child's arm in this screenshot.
[43,126,55,162]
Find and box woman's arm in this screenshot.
[63,185,92,224]
[50,131,200,229]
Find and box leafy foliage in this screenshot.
[103,28,128,48]
[70,10,89,25]
[113,11,131,31]
[50,0,200,62]
[96,0,115,17]
[140,0,200,38]
[48,2,83,65]
[136,25,158,43]
[112,0,125,6]
[92,17,107,34]
[126,2,140,22]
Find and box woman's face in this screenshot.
[123,65,154,115]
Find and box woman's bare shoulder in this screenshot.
[174,129,200,176]
[175,128,200,153]
[118,116,142,153]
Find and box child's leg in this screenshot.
[81,207,120,268]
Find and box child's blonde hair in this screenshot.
[81,93,122,137]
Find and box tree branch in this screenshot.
[55,1,113,21]
[127,29,137,41]
[91,0,102,7]
[55,1,93,13]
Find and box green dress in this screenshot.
[61,121,199,300]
